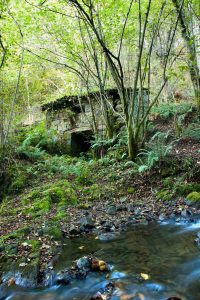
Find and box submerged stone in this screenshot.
[98,232,119,241]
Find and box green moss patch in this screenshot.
[22,180,77,217]
[187,192,200,201]
[127,187,136,194]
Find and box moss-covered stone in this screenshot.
[127,187,136,194]
[187,192,200,201]
[21,180,77,217]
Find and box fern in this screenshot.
[151,103,193,119]
[137,131,176,172]
[182,124,200,140]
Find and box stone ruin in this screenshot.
[41,88,149,155]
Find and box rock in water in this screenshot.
[79,216,95,229]
[76,256,90,272]
[69,225,80,235]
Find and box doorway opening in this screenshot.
[71,130,93,156]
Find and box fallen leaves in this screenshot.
[90,258,109,272]
[78,245,85,250]
[140,273,150,280]
[7,277,15,287]
[19,262,27,267]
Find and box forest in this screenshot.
[0,0,200,299]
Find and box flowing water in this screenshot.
[2,220,200,300]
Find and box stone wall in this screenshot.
[42,89,149,155]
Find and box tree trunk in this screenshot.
[0,101,4,147]
[172,0,200,109]
[127,124,139,160]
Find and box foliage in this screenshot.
[16,122,60,159]
[151,102,193,119]
[137,131,176,172]
[91,130,128,162]
[156,189,173,201]
[182,124,200,140]
[1,0,198,159]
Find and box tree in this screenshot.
[172,0,200,109]
[63,0,183,159]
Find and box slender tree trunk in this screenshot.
[0,103,5,146]
[127,125,136,160]
[172,0,200,109]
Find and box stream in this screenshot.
[2,219,200,300]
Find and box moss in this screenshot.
[23,196,51,216]
[1,226,32,243]
[22,180,77,217]
[9,176,26,193]
[23,239,40,253]
[127,187,136,194]
[187,192,200,201]
[0,197,17,216]
[5,244,18,255]
[156,189,173,201]
[43,225,63,240]
[16,226,32,237]
[43,186,65,203]
[22,189,40,205]
[81,184,102,201]
[52,210,66,221]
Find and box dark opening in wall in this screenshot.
[71,130,93,156]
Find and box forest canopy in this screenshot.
[0,0,200,158]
